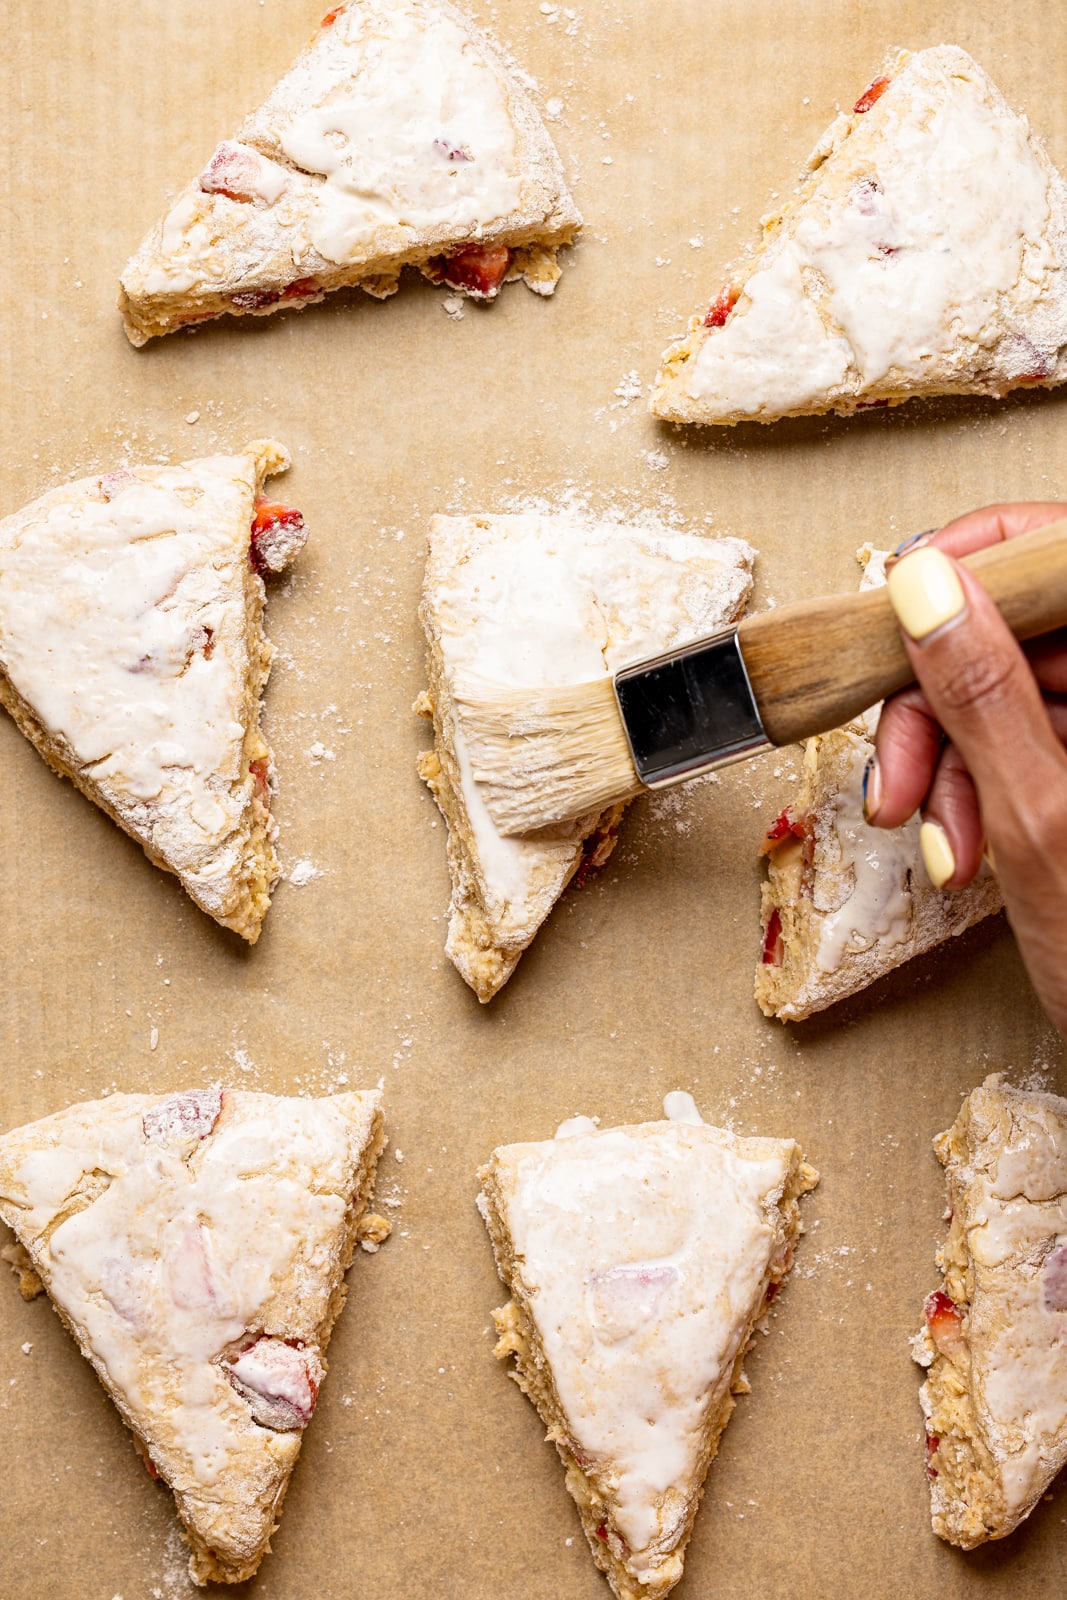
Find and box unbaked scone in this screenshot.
[0,440,306,941]
[652,46,1067,425]
[0,1087,387,1584]
[479,1094,817,1600]
[755,548,1002,1020]
[119,0,580,345]
[913,1074,1067,1546]
[416,513,754,1001]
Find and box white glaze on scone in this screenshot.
[0,1088,386,1584]
[119,0,580,342]
[417,513,754,1001]
[653,46,1067,424]
[274,1,523,262]
[914,1075,1067,1545]
[755,547,1003,1019]
[0,440,302,940]
[480,1098,816,1600]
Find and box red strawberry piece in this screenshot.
[760,811,814,879]
[760,808,811,854]
[764,1279,780,1304]
[925,1432,939,1481]
[853,76,890,114]
[223,1336,324,1431]
[595,1523,608,1543]
[763,809,797,845]
[425,242,513,297]
[249,758,271,806]
[925,1289,966,1358]
[283,277,319,300]
[143,1087,223,1146]
[231,277,319,314]
[761,906,784,966]
[250,498,307,574]
[200,141,264,203]
[321,4,345,23]
[703,283,740,329]
[144,1455,161,1480]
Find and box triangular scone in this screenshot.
[914,1074,1067,1547]
[479,1099,817,1600]
[0,1087,387,1584]
[119,0,580,345]
[0,441,306,941]
[652,45,1067,425]
[416,514,754,1001]
[755,548,1002,1020]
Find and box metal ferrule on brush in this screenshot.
[613,628,773,788]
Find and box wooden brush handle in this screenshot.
[738,518,1067,747]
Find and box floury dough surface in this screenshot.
[269,3,524,262]
[480,1097,815,1597]
[418,513,754,999]
[4,3,1067,1599]
[914,1076,1067,1544]
[653,45,1067,422]
[0,1088,386,1583]
[755,550,1004,1020]
[0,440,300,939]
[118,0,580,340]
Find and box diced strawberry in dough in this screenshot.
[249,758,271,805]
[199,141,280,205]
[224,1336,323,1431]
[925,1432,939,1480]
[761,906,784,965]
[426,243,512,297]
[250,500,307,574]
[925,1289,966,1357]
[142,1087,223,1145]
[703,284,740,328]
[853,76,890,114]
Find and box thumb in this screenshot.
[885,545,1067,844]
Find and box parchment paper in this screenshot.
[1,2,1065,1596]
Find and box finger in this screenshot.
[886,546,1067,841]
[868,687,943,827]
[1025,629,1067,692]
[927,502,1067,561]
[918,743,985,889]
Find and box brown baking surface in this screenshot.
[1,2,1066,1596]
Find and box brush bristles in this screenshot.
[454,675,644,835]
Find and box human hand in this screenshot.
[866,502,1067,1036]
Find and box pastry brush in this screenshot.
[454,519,1067,836]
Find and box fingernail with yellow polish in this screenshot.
[887,547,966,641]
[982,838,997,874]
[920,819,956,889]
[861,756,882,823]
